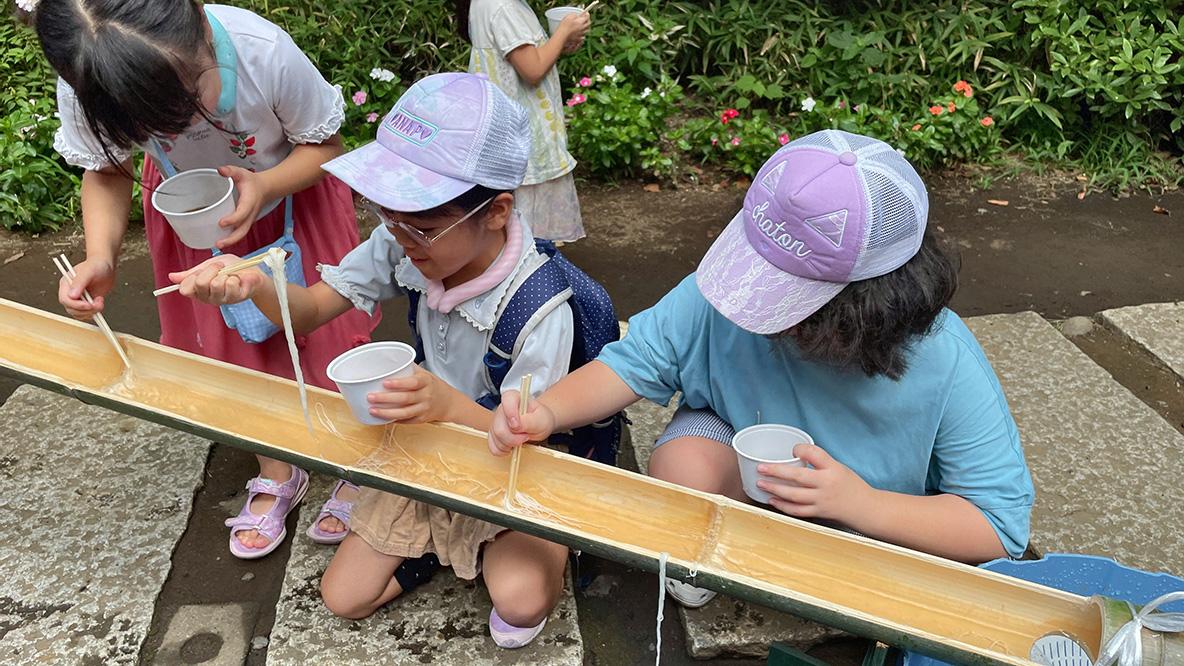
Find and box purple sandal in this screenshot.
[306,479,356,545]
[225,465,309,560]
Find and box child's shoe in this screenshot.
[306,479,356,545]
[489,608,547,648]
[225,464,309,559]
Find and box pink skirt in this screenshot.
[143,159,377,390]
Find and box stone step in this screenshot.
[267,473,583,665]
[0,386,210,665]
[1100,301,1184,379]
[966,311,1184,576]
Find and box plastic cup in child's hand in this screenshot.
[327,342,416,425]
[732,424,812,504]
[152,168,237,249]
[545,6,582,35]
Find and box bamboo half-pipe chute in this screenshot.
[0,298,1103,665]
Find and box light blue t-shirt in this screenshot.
[598,275,1034,558]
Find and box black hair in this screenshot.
[779,232,959,380]
[454,0,473,43]
[404,184,511,221]
[35,0,216,167]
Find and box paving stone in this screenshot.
[967,311,1184,576]
[1100,301,1184,378]
[0,386,210,665]
[268,474,583,665]
[154,603,253,666]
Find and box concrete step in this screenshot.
[1101,301,1184,379]
[267,473,583,665]
[0,386,209,665]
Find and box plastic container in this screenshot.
[545,6,582,35]
[327,341,417,425]
[732,423,812,504]
[151,168,236,249]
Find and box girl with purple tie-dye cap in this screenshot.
[172,73,579,649]
[490,130,1035,608]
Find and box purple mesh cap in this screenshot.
[696,130,930,334]
[323,72,531,212]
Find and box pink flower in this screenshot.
[352,90,367,106]
[954,80,973,98]
[711,137,718,146]
[579,76,592,87]
[837,100,846,109]
[366,112,379,123]
[730,137,741,146]
[778,133,790,145]
[980,116,995,127]
[929,105,944,116]
[720,108,740,124]
[566,93,587,107]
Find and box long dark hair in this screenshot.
[454,0,473,43]
[781,232,959,380]
[35,0,215,166]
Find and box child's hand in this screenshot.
[58,257,116,321]
[367,366,453,424]
[169,254,264,305]
[487,390,556,456]
[756,444,875,525]
[557,11,591,45]
[215,165,270,248]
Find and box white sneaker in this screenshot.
[664,579,717,608]
[489,608,547,648]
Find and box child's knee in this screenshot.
[487,570,559,626]
[320,573,375,620]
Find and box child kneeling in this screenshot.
[490,130,1035,609]
[174,73,573,647]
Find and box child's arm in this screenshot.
[213,135,344,249]
[58,163,134,319]
[368,368,495,431]
[170,257,352,335]
[488,360,641,455]
[756,446,1009,563]
[504,12,590,87]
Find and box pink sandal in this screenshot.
[306,479,356,545]
[225,464,309,560]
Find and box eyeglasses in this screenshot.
[367,197,495,248]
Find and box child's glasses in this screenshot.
[367,197,495,248]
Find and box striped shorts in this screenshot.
[654,405,736,449]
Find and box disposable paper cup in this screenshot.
[151,168,236,249]
[732,424,813,504]
[327,341,417,425]
[545,6,582,35]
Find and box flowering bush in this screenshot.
[564,66,684,179]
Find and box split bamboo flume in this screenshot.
[0,298,1103,665]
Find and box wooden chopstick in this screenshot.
[152,252,284,297]
[583,0,600,11]
[505,373,533,509]
[54,255,132,369]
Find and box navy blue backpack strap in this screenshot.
[406,290,426,363]
[480,255,572,404]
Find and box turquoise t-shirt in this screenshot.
[598,275,1034,558]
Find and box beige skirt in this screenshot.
[351,487,508,580]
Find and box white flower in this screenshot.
[15,0,38,12]
[602,65,618,78]
[800,96,816,113]
[369,68,396,83]
[640,87,652,99]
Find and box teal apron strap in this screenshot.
[282,194,295,240]
[146,139,178,179]
[204,9,237,116]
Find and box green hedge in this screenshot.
[3,0,1182,231]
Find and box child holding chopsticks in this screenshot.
[457,0,591,242]
[36,0,374,558]
[172,73,585,648]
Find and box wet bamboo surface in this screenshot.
[0,298,1103,665]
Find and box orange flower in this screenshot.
[911,123,922,131]
[929,105,943,116]
[953,80,973,97]
[980,116,994,127]
[947,101,957,113]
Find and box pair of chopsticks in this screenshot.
[52,254,132,369]
[505,373,533,508]
[152,252,284,297]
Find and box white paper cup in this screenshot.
[151,168,236,249]
[545,6,582,35]
[327,342,417,425]
[733,424,813,504]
